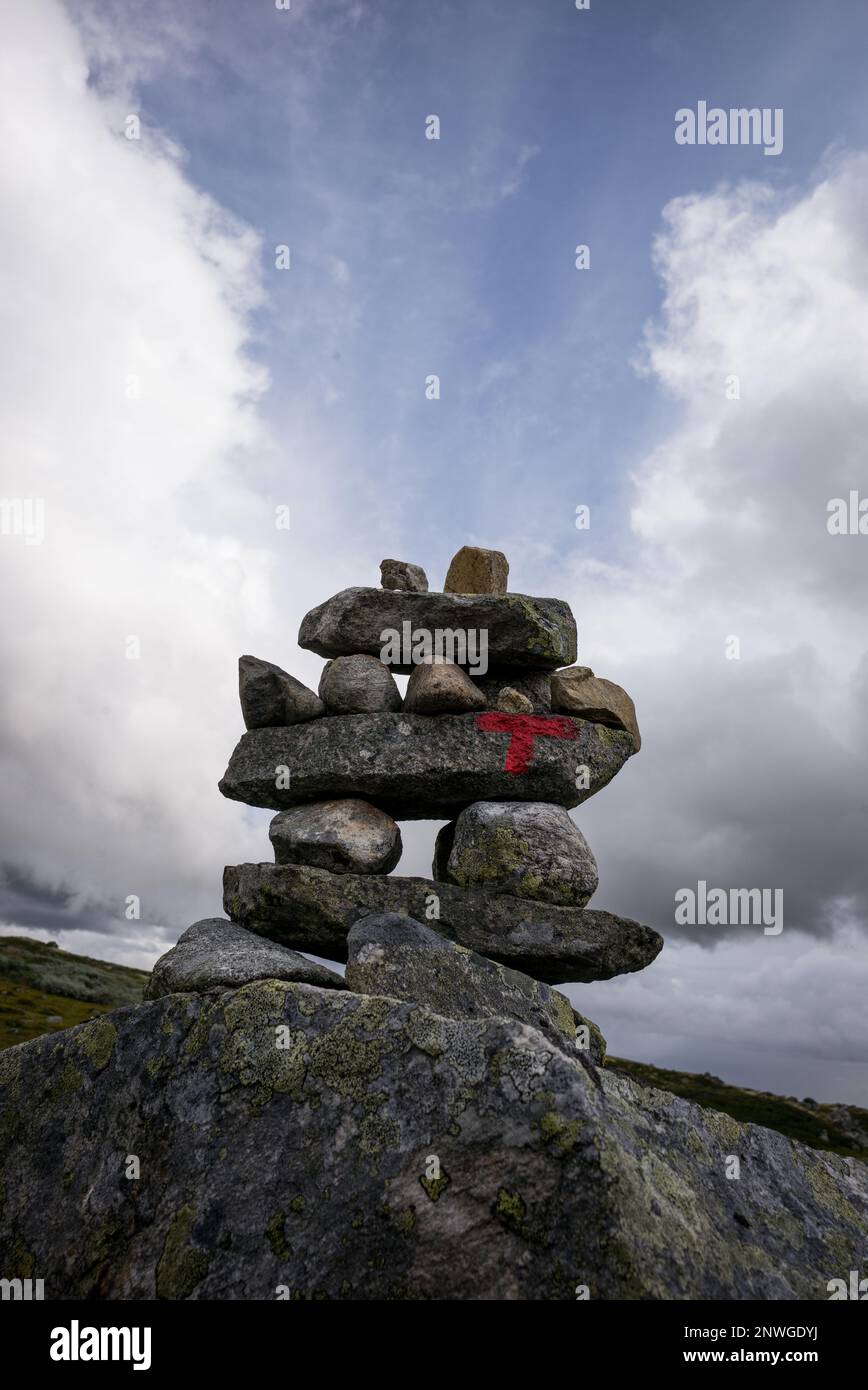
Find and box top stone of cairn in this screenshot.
[443,546,509,595]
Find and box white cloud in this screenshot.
[0,0,348,948]
[557,154,868,1097]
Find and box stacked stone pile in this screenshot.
[150,545,661,1057]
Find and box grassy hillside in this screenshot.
[606,1057,868,1163]
[1,935,865,1164]
[0,935,149,1050]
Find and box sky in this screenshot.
[1,0,867,1103]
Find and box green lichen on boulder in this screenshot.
[0,982,866,1299]
[345,913,579,1053]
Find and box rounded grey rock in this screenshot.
[402,660,486,714]
[318,654,402,715]
[441,801,599,907]
[269,799,401,875]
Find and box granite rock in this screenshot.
[269,799,401,875]
[439,801,599,907]
[345,912,579,1052]
[144,918,344,1001]
[2,983,865,1299]
[218,713,633,820]
[402,660,486,715]
[491,686,534,713]
[298,588,576,674]
[475,671,552,712]
[443,545,509,595]
[238,655,325,729]
[551,668,641,751]
[380,559,428,592]
[318,654,402,715]
[222,861,663,984]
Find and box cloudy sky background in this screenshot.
[2,0,867,1102]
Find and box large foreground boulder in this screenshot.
[1,982,865,1299]
[218,713,634,819]
[222,862,662,984]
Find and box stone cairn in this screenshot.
[148,546,662,1061]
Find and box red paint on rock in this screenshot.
[476,712,578,774]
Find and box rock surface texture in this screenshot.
[298,588,577,673]
[345,912,578,1051]
[551,667,641,751]
[222,862,662,984]
[402,659,486,714]
[379,558,428,592]
[144,919,344,1000]
[437,801,599,907]
[1,982,865,1300]
[443,545,509,595]
[238,655,325,729]
[218,713,634,819]
[269,800,401,875]
[11,542,834,1304]
[318,655,402,715]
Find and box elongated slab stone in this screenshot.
[222,862,663,984]
[218,712,633,819]
[298,587,577,674]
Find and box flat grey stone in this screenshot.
[3,983,866,1299]
[222,862,663,984]
[144,918,344,1000]
[318,654,402,714]
[298,587,576,674]
[269,800,401,875]
[346,912,578,1052]
[239,655,325,729]
[218,712,634,820]
[439,801,598,907]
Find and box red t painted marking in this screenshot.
[476,712,578,774]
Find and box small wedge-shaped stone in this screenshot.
[318,654,402,714]
[144,918,345,1000]
[380,558,428,592]
[436,801,598,907]
[218,712,634,819]
[492,686,533,713]
[443,545,509,594]
[239,655,325,729]
[222,863,663,984]
[269,799,401,874]
[475,671,552,712]
[551,667,641,751]
[298,588,576,674]
[403,659,485,714]
[345,913,577,1051]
